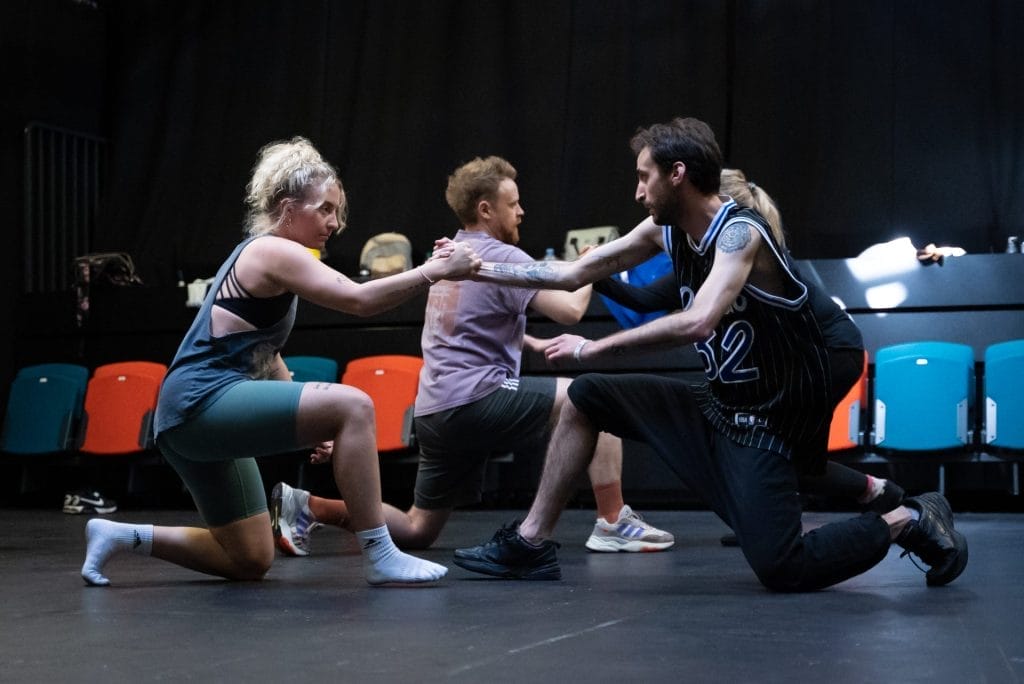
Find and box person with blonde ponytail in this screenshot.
[81,137,480,587]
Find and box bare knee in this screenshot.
[561,396,591,425]
[226,544,274,581]
[297,384,377,443]
[337,387,376,431]
[392,507,448,550]
[395,529,438,551]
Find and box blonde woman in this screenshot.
[81,137,479,586]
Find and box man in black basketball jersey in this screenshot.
[453,117,967,591]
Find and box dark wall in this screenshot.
[92,0,1023,284]
[0,0,107,413]
[3,0,1023,375]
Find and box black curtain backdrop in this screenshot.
[4,0,1023,285]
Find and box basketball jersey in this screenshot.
[663,200,832,459]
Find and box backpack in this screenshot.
[359,232,413,278]
[74,252,144,289]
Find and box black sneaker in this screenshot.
[865,480,905,514]
[63,489,117,515]
[453,522,561,580]
[896,492,968,586]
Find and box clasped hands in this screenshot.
[428,238,481,279]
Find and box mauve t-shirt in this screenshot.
[414,230,537,416]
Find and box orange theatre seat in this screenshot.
[341,355,424,455]
[80,364,167,455]
[827,351,868,452]
[93,361,168,383]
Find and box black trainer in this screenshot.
[865,480,905,514]
[896,492,968,586]
[453,522,561,580]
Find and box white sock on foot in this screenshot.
[355,524,447,585]
[81,519,154,586]
[857,475,887,504]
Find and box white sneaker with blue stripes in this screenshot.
[270,482,321,557]
[585,505,674,552]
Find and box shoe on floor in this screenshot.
[896,492,968,586]
[270,482,319,557]
[453,522,561,580]
[63,489,117,515]
[720,533,739,547]
[585,505,674,552]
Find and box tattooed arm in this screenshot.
[474,217,664,291]
[543,220,763,364]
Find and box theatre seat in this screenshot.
[872,341,975,452]
[984,340,1024,450]
[827,351,867,452]
[80,364,166,455]
[283,356,339,383]
[1,364,89,454]
[341,355,424,457]
[93,361,167,383]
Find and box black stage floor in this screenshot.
[2,507,1022,682]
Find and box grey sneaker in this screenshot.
[896,492,968,586]
[585,505,674,552]
[270,482,319,557]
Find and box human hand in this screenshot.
[432,241,481,281]
[310,441,333,464]
[429,237,457,260]
[522,333,555,353]
[916,243,943,265]
[543,333,591,366]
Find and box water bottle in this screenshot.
[543,247,557,261]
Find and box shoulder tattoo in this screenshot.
[718,222,753,253]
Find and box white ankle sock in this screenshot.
[857,475,887,504]
[81,519,154,586]
[355,524,447,585]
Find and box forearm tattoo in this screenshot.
[484,261,558,285]
[718,222,753,253]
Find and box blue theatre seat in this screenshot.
[283,356,340,383]
[984,340,1024,450]
[872,341,975,451]
[1,364,89,454]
